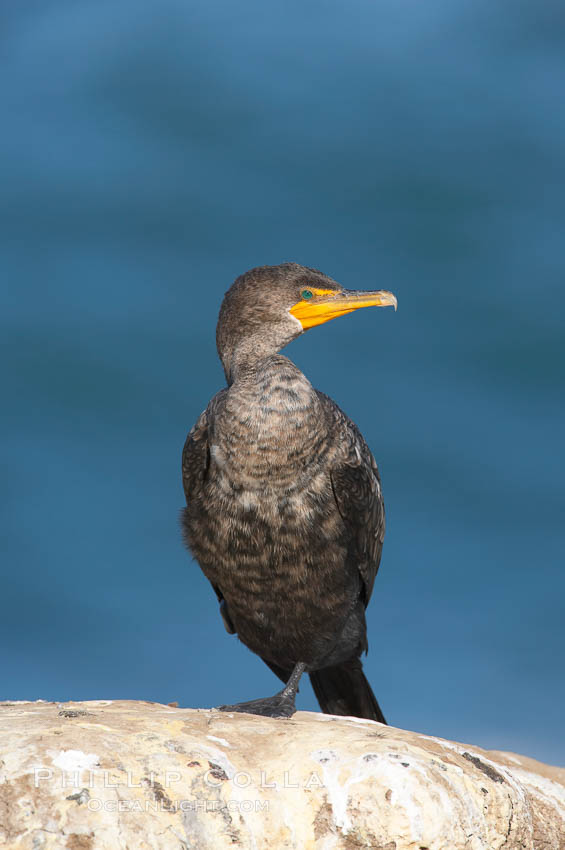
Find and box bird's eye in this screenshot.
[301,289,313,300]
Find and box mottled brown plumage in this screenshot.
[181,263,395,720]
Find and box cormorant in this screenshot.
[181,263,397,721]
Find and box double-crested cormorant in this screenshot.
[182,263,397,720]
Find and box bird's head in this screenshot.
[216,263,397,382]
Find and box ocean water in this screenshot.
[1,0,564,764]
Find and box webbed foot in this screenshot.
[217,660,306,719]
[218,692,296,719]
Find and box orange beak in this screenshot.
[290,289,398,330]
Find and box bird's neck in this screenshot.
[228,353,311,401]
[221,340,264,385]
[219,320,302,385]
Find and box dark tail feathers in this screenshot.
[310,658,386,724]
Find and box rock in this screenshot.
[0,700,563,849]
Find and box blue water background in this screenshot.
[1,0,564,764]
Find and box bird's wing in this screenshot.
[316,391,385,607]
[181,407,211,504]
[181,388,227,503]
[181,389,231,616]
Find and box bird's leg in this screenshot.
[217,661,306,719]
